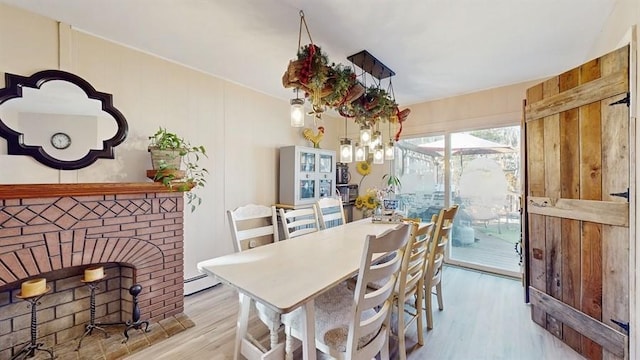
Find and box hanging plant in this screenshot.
[281,11,411,141]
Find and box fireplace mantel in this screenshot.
[0,182,187,355]
[0,182,189,199]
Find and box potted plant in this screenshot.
[148,127,208,211]
[382,173,402,211]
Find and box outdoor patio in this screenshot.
[450,220,521,274]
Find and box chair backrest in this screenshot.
[278,206,320,239]
[425,205,459,288]
[315,197,346,230]
[347,223,411,359]
[397,219,434,299]
[227,204,279,252]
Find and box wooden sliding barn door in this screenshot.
[524,45,630,360]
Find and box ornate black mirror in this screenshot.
[0,70,128,170]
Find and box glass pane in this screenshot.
[396,126,521,277]
[319,154,332,173]
[394,134,444,222]
[449,127,521,275]
[299,180,315,200]
[299,152,315,172]
[318,179,332,198]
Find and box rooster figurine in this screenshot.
[302,126,324,148]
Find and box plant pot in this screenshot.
[383,199,399,211]
[149,148,182,170]
[146,169,186,181]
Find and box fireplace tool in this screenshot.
[11,290,55,360]
[122,284,151,342]
[76,282,151,348]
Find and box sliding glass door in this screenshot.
[396,125,521,277]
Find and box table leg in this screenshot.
[300,300,317,360]
[235,293,251,360]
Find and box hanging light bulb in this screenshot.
[360,124,372,146]
[290,98,305,127]
[385,140,395,160]
[340,138,353,163]
[373,145,384,164]
[371,130,382,147]
[355,142,366,162]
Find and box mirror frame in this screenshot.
[0,69,128,170]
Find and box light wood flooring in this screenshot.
[124,266,585,360]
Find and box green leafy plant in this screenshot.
[383,173,402,193]
[148,127,208,211]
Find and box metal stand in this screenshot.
[76,280,109,351]
[123,284,150,342]
[11,292,55,360]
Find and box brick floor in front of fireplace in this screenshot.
[27,313,195,360]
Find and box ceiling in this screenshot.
[1,0,615,105]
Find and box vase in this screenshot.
[383,199,399,211]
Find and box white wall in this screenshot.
[0,3,341,292]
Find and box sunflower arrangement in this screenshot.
[355,189,381,212]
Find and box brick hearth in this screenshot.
[0,183,186,359]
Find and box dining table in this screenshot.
[197,218,428,360]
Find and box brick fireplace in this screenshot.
[0,183,186,359]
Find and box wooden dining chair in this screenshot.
[281,223,412,360]
[424,204,459,330]
[227,204,282,355]
[315,197,346,230]
[365,219,433,359]
[278,206,320,239]
[394,219,434,360]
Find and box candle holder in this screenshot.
[75,279,109,351]
[11,288,55,360]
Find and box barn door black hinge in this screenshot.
[609,93,630,107]
[611,319,630,335]
[609,188,629,201]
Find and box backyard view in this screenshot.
[396,126,521,276]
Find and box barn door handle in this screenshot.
[610,319,629,335]
[609,188,629,201]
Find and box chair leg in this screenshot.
[425,286,434,330]
[397,297,407,360]
[436,282,444,310]
[416,287,425,346]
[380,327,390,360]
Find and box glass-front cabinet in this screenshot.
[280,146,335,206]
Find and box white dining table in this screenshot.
[197,219,421,360]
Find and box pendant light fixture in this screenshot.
[360,124,372,146]
[371,126,382,148]
[290,89,305,127]
[384,122,394,160]
[339,119,353,163]
[355,142,366,162]
[373,145,384,164]
[384,140,395,160]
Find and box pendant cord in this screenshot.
[297,10,314,51]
